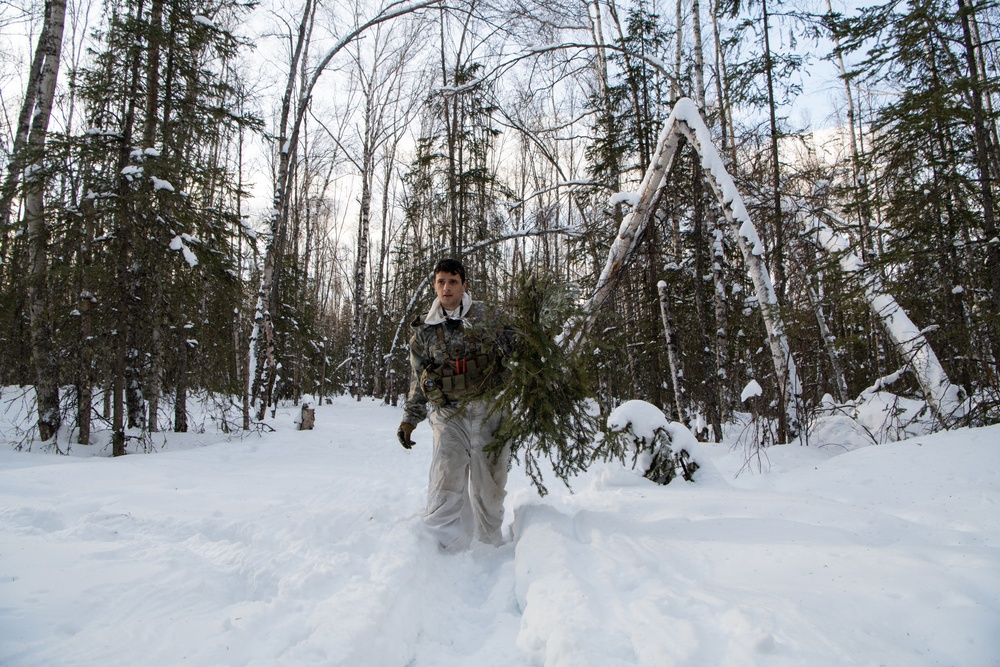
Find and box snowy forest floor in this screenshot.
[1,394,998,667]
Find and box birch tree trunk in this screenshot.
[708,0,735,160]
[250,0,315,422]
[249,0,440,421]
[112,0,148,455]
[692,168,723,441]
[807,277,849,403]
[693,0,730,422]
[374,142,398,401]
[707,224,730,413]
[144,0,165,432]
[174,336,189,432]
[806,210,961,424]
[350,146,373,400]
[583,99,802,440]
[691,0,706,112]
[23,0,68,443]
[587,0,610,97]
[672,0,683,102]
[76,199,95,445]
[347,19,418,401]
[0,13,47,265]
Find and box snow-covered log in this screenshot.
[583,98,801,440]
[804,210,963,425]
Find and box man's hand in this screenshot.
[397,422,416,449]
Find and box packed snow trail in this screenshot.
[1,397,999,666]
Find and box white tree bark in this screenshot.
[583,98,802,439]
[691,0,706,112]
[805,210,962,424]
[23,0,68,443]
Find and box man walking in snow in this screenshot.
[397,258,514,551]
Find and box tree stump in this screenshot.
[299,403,315,430]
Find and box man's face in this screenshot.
[434,271,466,311]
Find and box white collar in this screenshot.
[424,291,473,325]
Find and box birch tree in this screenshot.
[249,0,317,423]
[250,0,441,420]
[22,0,68,443]
[803,209,962,423]
[343,18,422,400]
[584,98,802,441]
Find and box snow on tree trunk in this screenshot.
[583,98,802,440]
[711,224,730,413]
[243,296,260,430]
[691,172,723,441]
[23,0,67,443]
[806,210,962,425]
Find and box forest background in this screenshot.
[2,0,999,453]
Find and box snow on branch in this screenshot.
[150,176,175,192]
[169,236,198,268]
[580,97,801,439]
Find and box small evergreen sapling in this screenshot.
[483,274,603,495]
[606,400,700,484]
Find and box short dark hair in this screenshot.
[433,258,466,283]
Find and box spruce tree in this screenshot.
[67,0,258,445]
[832,0,1000,409]
[483,273,606,495]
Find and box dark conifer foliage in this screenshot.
[829,0,1000,413]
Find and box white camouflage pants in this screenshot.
[425,399,510,551]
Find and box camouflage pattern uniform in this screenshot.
[402,300,514,550]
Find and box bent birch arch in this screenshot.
[803,209,963,426]
[582,97,802,439]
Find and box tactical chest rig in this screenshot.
[420,322,498,407]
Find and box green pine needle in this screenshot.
[484,273,604,495]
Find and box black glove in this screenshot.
[397,422,416,449]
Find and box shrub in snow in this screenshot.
[606,400,700,485]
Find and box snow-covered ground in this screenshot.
[1,395,998,666]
